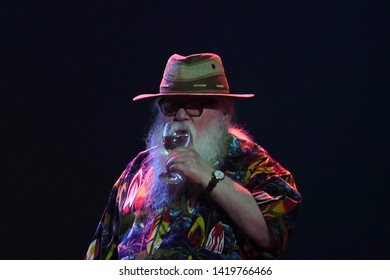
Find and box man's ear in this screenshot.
[217,97,234,122]
[222,109,233,123]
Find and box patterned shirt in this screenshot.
[85,135,302,260]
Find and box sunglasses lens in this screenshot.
[160,101,178,116]
[184,102,203,117]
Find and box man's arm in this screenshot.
[166,147,275,252]
[207,176,275,251]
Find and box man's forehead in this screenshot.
[160,96,216,103]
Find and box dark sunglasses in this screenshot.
[158,98,215,117]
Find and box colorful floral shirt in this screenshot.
[85,136,302,260]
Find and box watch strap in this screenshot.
[205,170,224,194]
[205,176,218,193]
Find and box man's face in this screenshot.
[144,96,232,210]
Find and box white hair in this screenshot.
[139,99,254,211]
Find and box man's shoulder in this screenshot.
[113,147,153,194]
[118,146,155,180]
[128,146,156,167]
[229,134,268,158]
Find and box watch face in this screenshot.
[214,170,225,180]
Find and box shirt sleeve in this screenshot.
[84,151,148,260]
[239,142,302,259]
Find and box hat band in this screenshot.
[160,75,229,93]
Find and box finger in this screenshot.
[165,152,186,172]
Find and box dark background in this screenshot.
[2,1,389,259]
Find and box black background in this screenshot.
[2,1,389,259]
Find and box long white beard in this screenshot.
[142,113,231,211]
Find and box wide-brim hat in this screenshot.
[132,53,254,101]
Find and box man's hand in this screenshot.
[165,147,213,189]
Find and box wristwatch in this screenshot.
[205,170,225,193]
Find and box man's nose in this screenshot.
[174,108,190,121]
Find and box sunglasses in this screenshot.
[158,98,216,117]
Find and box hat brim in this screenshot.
[133,92,254,101]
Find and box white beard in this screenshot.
[142,112,231,211]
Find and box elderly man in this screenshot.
[85,53,302,260]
